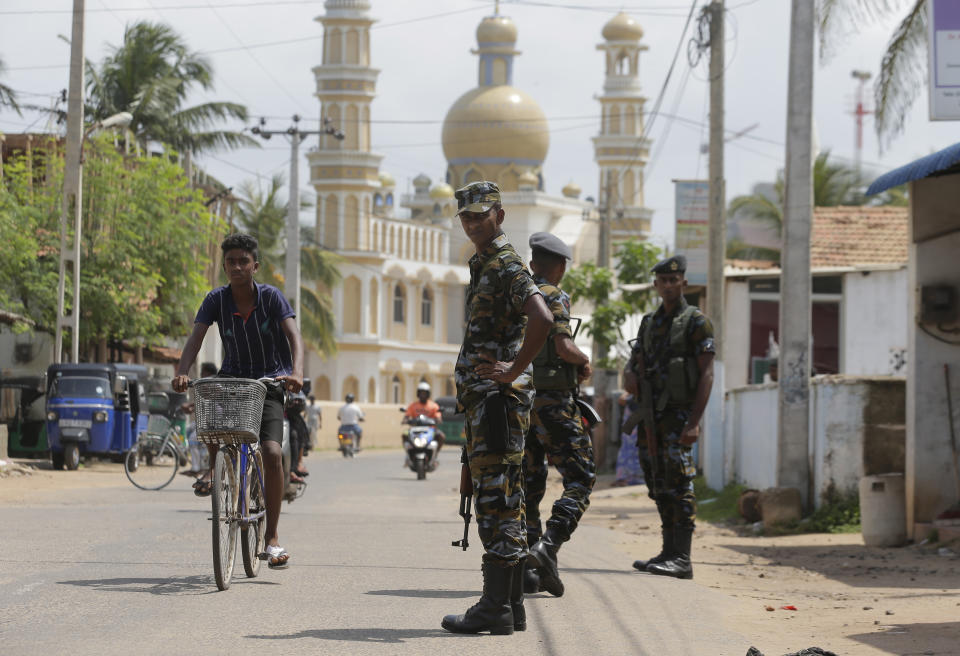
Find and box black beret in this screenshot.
[529,232,573,260]
[651,255,687,275]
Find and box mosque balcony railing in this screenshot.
[367,215,450,264]
[602,76,642,94]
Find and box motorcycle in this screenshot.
[337,424,359,458]
[402,413,439,480]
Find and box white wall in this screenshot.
[725,377,903,508]
[907,220,960,532]
[843,268,908,376]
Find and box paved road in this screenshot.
[0,449,753,655]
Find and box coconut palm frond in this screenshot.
[818,0,904,62]
[299,285,338,357]
[729,192,784,233]
[300,246,342,290]
[874,0,928,149]
[0,58,21,116]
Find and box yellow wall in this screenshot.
[310,401,456,450]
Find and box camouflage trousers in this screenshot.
[638,406,697,531]
[523,391,596,545]
[464,390,531,566]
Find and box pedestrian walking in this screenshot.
[442,181,552,636]
[623,255,715,580]
[306,395,321,449]
[522,232,596,598]
[613,393,644,487]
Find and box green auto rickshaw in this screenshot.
[2,375,48,458]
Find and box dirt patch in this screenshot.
[0,458,130,505]
[575,473,960,656]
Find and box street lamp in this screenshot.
[55,110,134,364]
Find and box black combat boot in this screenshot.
[632,527,674,571]
[441,561,514,635]
[646,527,693,580]
[522,560,541,594]
[528,526,564,597]
[511,558,526,631]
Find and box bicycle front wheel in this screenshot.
[241,449,266,578]
[124,436,179,491]
[211,448,239,591]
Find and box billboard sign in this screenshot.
[673,180,709,285]
[929,0,960,120]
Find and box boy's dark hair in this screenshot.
[200,362,218,377]
[531,247,565,269]
[221,233,259,262]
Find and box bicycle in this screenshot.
[192,377,274,591]
[124,414,190,491]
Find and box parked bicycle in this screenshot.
[123,413,189,491]
[192,376,274,591]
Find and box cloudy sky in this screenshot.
[1,0,954,250]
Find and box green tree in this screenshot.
[85,21,255,154]
[819,0,927,147]
[563,239,661,369]
[231,175,341,357]
[0,57,21,116]
[0,134,217,356]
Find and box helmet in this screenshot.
[345,393,355,403]
[417,382,431,393]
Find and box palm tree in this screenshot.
[0,57,21,116]
[86,21,256,154]
[819,0,927,148]
[729,151,864,237]
[232,175,341,357]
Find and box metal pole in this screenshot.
[56,0,85,363]
[285,116,302,329]
[778,0,815,510]
[704,0,726,490]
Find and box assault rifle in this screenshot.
[451,451,472,550]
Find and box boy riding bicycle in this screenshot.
[172,233,304,569]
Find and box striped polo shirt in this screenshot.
[195,282,296,379]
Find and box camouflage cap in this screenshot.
[455,181,501,215]
[651,254,687,275]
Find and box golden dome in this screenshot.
[518,171,538,189]
[562,181,582,198]
[602,12,643,41]
[378,171,395,188]
[429,182,455,199]
[442,85,549,166]
[477,15,517,44]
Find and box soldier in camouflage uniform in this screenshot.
[441,182,552,636]
[623,255,715,580]
[522,232,596,598]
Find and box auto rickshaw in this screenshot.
[2,375,48,458]
[45,363,149,470]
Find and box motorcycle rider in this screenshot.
[337,393,365,452]
[404,382,445,467]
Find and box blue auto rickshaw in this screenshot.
[45,363,149,470]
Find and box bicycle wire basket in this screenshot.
[146,414,172,437]
[193,378,267,445]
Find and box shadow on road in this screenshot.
[366,589,480,598]
[55,575,276,595]
[246,628,470,643]
[848,621,960,654]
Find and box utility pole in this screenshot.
[55,0,85,364]
[703,0,726,489]
[252,115,344,330]
[778,0,815,510]
[851,70,872,179]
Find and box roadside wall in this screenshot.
[842,269,908,376]
[725,376,905,507]
[307,401,466,451]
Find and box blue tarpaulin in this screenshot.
[866,142,960,195]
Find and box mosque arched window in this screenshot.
[374,193,383,207]
[616,52,629,75]
[386,193,394,207]
[421,287,433,326]
[393,284,406,323]
[392,375,402,404]
[433,203,441,217]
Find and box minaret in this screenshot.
[592,12,652,242]
[309,0,382,253]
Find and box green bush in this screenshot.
[694,476,746,524]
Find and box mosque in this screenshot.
[304,0,651,403]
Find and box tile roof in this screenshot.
[810,206,908,269]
